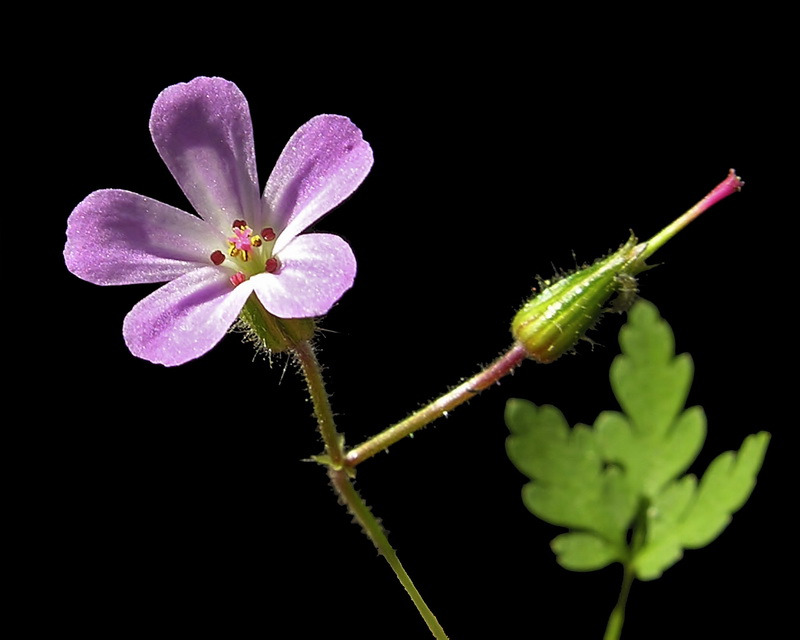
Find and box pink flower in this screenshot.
[65,77,373,366]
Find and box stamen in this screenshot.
[251,235,263,247]
[230,272,247,287]
[265,257,280,273]
[261,227,276,241]
[229,244,251,261]
[210,250,225,265]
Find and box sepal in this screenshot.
[239,294,316,353]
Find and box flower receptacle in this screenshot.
[239,294,316,353]
[512,236,645,363]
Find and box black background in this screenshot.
[29,15,791,639]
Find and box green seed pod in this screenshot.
[239,294,316,353]
[512,235,644,363]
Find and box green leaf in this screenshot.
[506,299,769,580]
[551,532,621,571]
[611,300,693,437]
[596,301,706,500]
[633,432,770,579]
[506,400,635,570]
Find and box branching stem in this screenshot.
[294,340,449,639]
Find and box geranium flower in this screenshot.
[65,77,373,366]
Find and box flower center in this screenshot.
[229,220,262,257]
[208,220,280,285]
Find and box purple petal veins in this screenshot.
[64,189,222,285]
[123,268,256,367]
[149,77,262,234]
[64,76,373,366]
[250,234,357,318]
[265,114,374,255]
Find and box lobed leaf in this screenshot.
[632,432,770,579]
[551,532,621,571]
[506,400,635,568]
[610,300,694,438]
[506,299,769,581]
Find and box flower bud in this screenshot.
[512,235,644,363]
[239,294,316,353]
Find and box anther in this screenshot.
[210,250,225,266]
[230,272,247,287]
[232,219,247,229]
[265,257,279,273]
[261,227,276,241]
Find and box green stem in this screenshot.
[345,343,529,468]
[603,564,635,640]
[293,339,345,466]
[329,468,449,640]
[605,499,646,640]
[637,169,743,262]
[294,339,449,639]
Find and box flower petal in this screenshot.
[265,115,373,255]
[251,233,356,318]
[65,189,223,285]
[149,77,262,232]
[123,267,254,366]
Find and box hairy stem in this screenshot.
[293,339,344,466]
[294,340,449,639]
[329,468,449,640]
[345,343,529,467]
